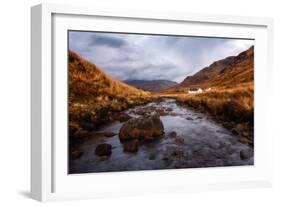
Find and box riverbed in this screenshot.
[69,99,253,173]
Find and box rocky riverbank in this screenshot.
[69,99,253,173]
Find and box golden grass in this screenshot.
[68,50,254,137]
[175,82,254,125]
[69,51,152,125]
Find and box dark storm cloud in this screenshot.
[89,34,127,48]
[104,61,179,81]
[69,31,254,83]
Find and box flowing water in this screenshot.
[69,99,253,174]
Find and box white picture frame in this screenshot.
[31,3,274,202]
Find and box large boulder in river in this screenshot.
[119,113,132,122]
[112,112,132,122]
[119,113,164,142]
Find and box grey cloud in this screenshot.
[69,31,254,83]
[89,34,127,48]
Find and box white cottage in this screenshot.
[188,88,203,94]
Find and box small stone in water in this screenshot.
[240,148,253,160]
[175,137,184,145]
[162,157,169,161]
[148,153,157,160]
[104,132,116,137]
[95,143,112,156]
[169,131,177,138]
[70,149,83,159]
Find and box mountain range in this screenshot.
[69,45,253,100]
[174,46,254,89]
[125,46,253,92]
[124,79,178,92]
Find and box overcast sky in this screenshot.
[69,31,254,83]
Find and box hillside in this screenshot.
[69,51,149,128]
[171,46,254,90]
[124,79,178,92]
[171,46,254,144]
[68,47,254,146]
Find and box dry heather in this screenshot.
[168,46,254,92]
[69,51,151,127]
[176,82,254,125]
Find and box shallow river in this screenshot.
[69,99,253,173]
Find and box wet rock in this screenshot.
[119,113,164,142]
[231,123,250,137]
[135,106,171,117]
[70,148,83,159]
[222,122,233,129]
[175,137,184,145]
[135,110,147,116]
[162,157,169,161]
[119,113,132,122]
[129,110,135,114]
[231,128,239,135]
[156,107,172,116]
[240,148,253,160]
[69,123,79,136]
[186,117,193,120]
[79,122,97,131]
[72,129,89,139]
[236,123,244,132]
[103,132,116,137]
[172,149,184,158]
[148,153,157,160]
[242,131,249,137]
[169,131,177,138]
[248,139,254,147]
[239,137,250,144]
[165,108,173,112]
[95,143,112,156]
[123,140,139,153]
[158,109,168,116]
[69,129,88,148]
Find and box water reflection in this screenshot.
[69,99,253,173]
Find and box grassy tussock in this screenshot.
[176,82,254,125]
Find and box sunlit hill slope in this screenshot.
[68,51,150,128]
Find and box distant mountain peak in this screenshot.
[124,79,178,92]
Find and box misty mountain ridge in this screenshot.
[124,79,178,92]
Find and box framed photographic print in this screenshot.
[31,3,274,201]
